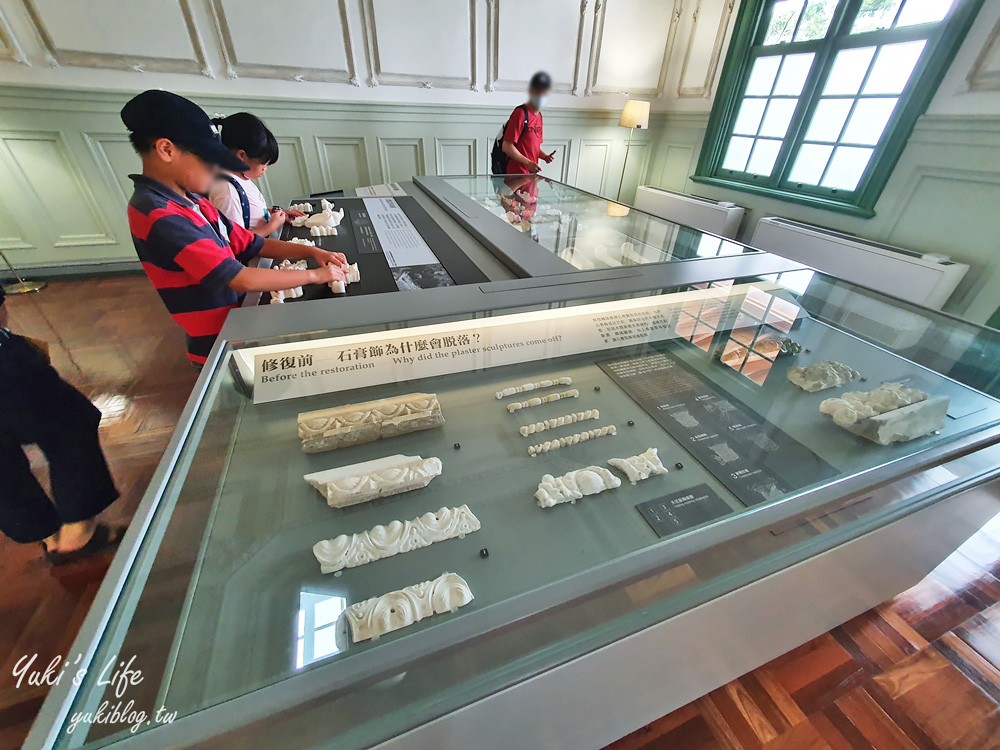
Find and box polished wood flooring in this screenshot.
[2,276,1000,749]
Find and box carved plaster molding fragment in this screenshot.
[787,361,860,392]
[506,389,579,414]
[305,208,345,228]
[527,425,617,457]
[328,262,361,294]
[519,409,599,437]
[289,202,313,213]
[298,392,444,453]
[495,377,573,400]
[287,237,315,247]
[608,448,668,485]
[291,215,309,227]
[310,225,338,236]
[320,198,335,211]
[304,454,442,508]
[269,259,308,304]
[313,505,480,573]
[819,383,948,445]
[535,466,621,508]
[346,572,473,643]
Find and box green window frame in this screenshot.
[693,0,984,217]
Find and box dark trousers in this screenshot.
[0,332,118,543]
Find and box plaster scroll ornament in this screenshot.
[330,279,346,295]
[320,198,335,211]
[305,208,345,228]
[298,392,445,453]
[291,215,309,227]
[304,454,443,508]
[506,389,579,414]
[527,425,617,457]
[327,262,361,294]
[346,572,474,643]
[495,377,573,400]
[289,202,313,213]
[310,225,338,237]
[312,504,480,573]
[519,409,599,437]
[819,383,948,445]
[534,466,621,508]
[344,263,361,283]
[287,237,316,247]
[268,259,308,303]
[608,448,668,485]
[787,361,860,392]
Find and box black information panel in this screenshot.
[271,196,487,304]
[636,484,733,538]
[598,348,839,507]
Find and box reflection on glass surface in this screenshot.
[442,175,755,271]
[296,590,347,668]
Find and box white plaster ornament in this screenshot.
[608,448,668,485]
[310,225,338,236]
[304,454,442,508]
[269,259,308,304]
[289,202,313,213]
[312,505,480,573]
[320,198,335,211]
[506,389,579,414]
[819,382,948,445]
[519,409,599,437]
[346,572,474,643]
[787,361,860,392]
[304,208,345,228]
[327,262,360,294]
[287,237,315,247]
[527,425,617,457]
[298,392,445,453]
[535,466,621,508]
[495,377,573,400]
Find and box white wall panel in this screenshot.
[489,0,584,94]
[576,138,612,195]
[82,132,136,207]
[211,0,356,83]
[362,0,474,89]
[316,136,370,194]
[23,0,207,73]
[435,137,478,175]
[587,0,677,96]
[378,137,426,182]
[257,136,311,205]
[542,137,573,183]
[0,132,113,248]
[676,0,736,99]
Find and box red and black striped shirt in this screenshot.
[127,175,263,364]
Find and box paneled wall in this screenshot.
[644,3,1000,327]
[0,88,655,270]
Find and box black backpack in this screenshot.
[491,106,530,175]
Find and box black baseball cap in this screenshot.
[121,90,248,172]
[529,71,552,91]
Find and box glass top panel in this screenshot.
[442,175,756,270]
[55,270,1000,747]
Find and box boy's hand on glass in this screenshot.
[310,264,346,285]
[311,248,347,268]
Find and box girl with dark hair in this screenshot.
[208,112,304,237]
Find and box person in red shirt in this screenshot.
[502,72,557,175]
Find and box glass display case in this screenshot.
[29,255,1000,750]
[415,175,758,276]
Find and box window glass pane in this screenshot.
[759,98,798,138]
[733,98,768,135]
[794,0,839,41]
[804,98,853,141]
[763,0,804,45]
[863,40,926,94]
[789,143,834,184]
[823,47,876,95]
[841,97,898,144]
[722,136,755,171]
[821,146,874,190]
[746,138,783,175]
[773,53,815,96]
[896,0,953,27]
[746,56,782,95]
[852,0,904,33]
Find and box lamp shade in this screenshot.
[619,99,650,129]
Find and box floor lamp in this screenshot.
[1,249,45,294]
[616,99,650,201]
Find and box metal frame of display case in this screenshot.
[26,250,1000,749]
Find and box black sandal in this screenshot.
[43,523,128,566]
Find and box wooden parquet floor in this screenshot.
[2,275,1000,749]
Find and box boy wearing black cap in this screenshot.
[121,90,348,366]
[0,287,123,564]
[501,71,557,175]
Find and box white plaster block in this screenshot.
[304,454,443,508]
[346,572,474,643]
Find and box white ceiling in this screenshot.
[0,0,741,111]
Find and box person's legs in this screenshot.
[0,438,62,545]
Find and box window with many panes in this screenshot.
[693,0,982,216]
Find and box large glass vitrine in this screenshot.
[29,254,1000,749]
